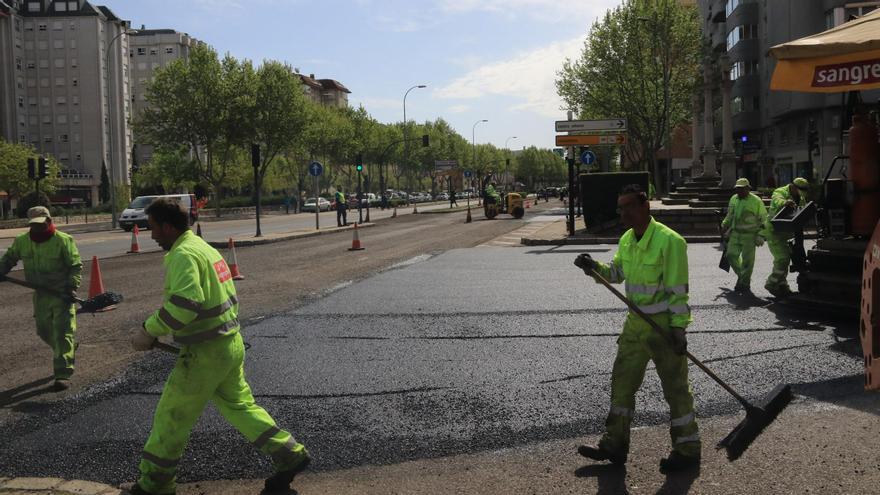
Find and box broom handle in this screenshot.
[2,276,84,303]
[589,268,753,409]
[152,341,182,354]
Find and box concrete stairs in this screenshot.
[662,177,771,209]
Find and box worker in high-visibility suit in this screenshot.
[574,184,700,472]
[722,178,768,293]
[0,206,81,392]
[124,198,309,495]
[335,187,347,227]
[763,177,808,298]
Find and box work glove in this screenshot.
[670,327,687,355]
[573,253,598,274]
[132,324,156,352]
[785,199,797,209]
[755,236,765,247]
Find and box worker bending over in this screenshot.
[722,178,768,294]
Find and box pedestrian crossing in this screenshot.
[479,221,555,247]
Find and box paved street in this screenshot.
[0,219,864,490]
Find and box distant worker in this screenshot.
[450,187,459,208]
[484,182,501,205]
[721,178,768,294]
[573,184,700,472]
[125,198,310,495]
[0,206,81,392]
[335,186,347,227]
[763,177,809,298]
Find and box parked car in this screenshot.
[435,192,450,201]
[302,197,331,212]
[119,194,198,231]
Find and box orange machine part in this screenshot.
[849,114,880,236]
[860,220,880,391]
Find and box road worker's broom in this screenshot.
[588,268,793,460]
[2,276,123,314]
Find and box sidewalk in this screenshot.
[3,392,876,494]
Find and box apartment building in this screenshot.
[129,28,200,167]
[298,72,350,108]
[0,0,131,206]
[698,0,880,187]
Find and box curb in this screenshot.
[206,222,377,248]
[521,234,721,246]
[0,477,120,494]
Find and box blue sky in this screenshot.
[110,0,621,150]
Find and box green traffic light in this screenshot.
[356,165,363,172]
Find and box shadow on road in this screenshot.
[575,463,629,495]
[0,376,54,408]
[713,287,771,311]
[793,374,878,417]
[656,467,700,495]
[525,247,612,256]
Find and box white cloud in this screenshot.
[434,37,584,118]
[439,0,619,23]
[446,104,470,113]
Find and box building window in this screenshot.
[27,78,36,88]
[40,78,49,87]
[30,115,38,125]
[41,97,50,106]
[57,96,67,105]
[730,60,759,80]
[165,47,174,54]
[25,41,34,50]
[26,61,35,69]
[71,58,77,67]
[69,1,78,11]
[72,114,80,123]
[38,23,47,31]
[43,115,51,124]
[15,58,22,70]
[24,22,34,31]
[72,78,78,86]
[17,76,23,89]
[58,115,68,124]
[44,136,53,143]
[54,58,64,68]
[69,39,76,49]
[20,135,27,144]
[55,1,67,12]
[137,48,146,55]
[53,21,63,30]
[28,97,37,106]
[75,152,81,160]
[15,19,21,32]
[150,48,157,55]
[53,40,64,49]
[70,21,76,30]
[55,77,65,86]
[18,96,24,107]
[37,40,48,50]
[72,96,79,105]
[846,4,878,20]
[28,2,41,12]
[60,134,69,143]
[39,59,48,69]
[727,24,757,50]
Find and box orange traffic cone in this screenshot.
[88,256,115,311]
[465,206,472,223]
[348,223,365,251]
[525,200,531,209]
[392,206,397,218]
[128,225,141,253]
[228,238,245,280]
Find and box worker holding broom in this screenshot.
[573,184,701,472]
[0,206,81,392]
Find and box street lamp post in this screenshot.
[504,136,517,191]
[105,25,136,230]
[402,84,426,201]
[472,119,488,206]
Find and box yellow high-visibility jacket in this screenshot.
[595,217,692,329]
[764,185,806,237]
[722,192,768,236]
[0,231,81,291]
[144,230,239,345]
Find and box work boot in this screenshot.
[733,282,744,293]
[766,285,792,298]
[53,379,70,392]
[577,444,627,465]
[659,451,700,472]
[263,454,311,493]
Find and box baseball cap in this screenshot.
[793,177,809,190]
[27,206,51,224]
[734,178,750,188]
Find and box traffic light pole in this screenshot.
[357,169,363,224]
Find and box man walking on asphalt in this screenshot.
[573,184,700,472]
[125,198,310,495]
[722,178,768,294]
[0,206,81,392]
[764,177,808,298]
[335,186,348,227]
[450,187,459,208]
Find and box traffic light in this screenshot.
[355,153,363,172]
[27,158,36,179]
[38,157,47,179]
[807,119,819,155]
[422,134,429,147]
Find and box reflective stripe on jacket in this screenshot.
[0,231,82,291]
[722,192,768,235]
[145,230,240,345]
[595,217,692,329]
[764,185,806,237]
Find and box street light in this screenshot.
[504,136,517,190]
[472,119,488,204]
[402,84,427,200]
[105,25,136,229]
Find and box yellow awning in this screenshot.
[769,9,880,93]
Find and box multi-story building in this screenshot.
[298,72,350,108]
[698,0,880,187]
[0,0,131,207]
[129,28,200,167]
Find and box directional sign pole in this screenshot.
[314,174,319,230]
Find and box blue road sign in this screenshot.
[464,170,473,178]
[581,150,597,165]
[308,161,323,177]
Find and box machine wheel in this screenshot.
[511,207,524,219]
[485,205,498,219]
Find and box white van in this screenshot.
[118,194,198,231]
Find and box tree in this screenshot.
[0,140,61,208]
[557,0,701,197]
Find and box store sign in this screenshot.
[812,58,880,88]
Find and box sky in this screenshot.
[108,0,622,151]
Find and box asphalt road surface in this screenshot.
[0,219,862,487]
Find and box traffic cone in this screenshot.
[88,256,115,311]
[348,223,365,251]
[466,206,472,223]
[196,222,203,237]
[127,225,141,253]
[392,206,397,218]
[228,238,245,280]
[525,200,531,209]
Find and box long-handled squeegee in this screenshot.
[2,275,122,314]
[589,267,792,460]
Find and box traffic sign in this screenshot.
[464,170,473,178]
[555,134,628,146]
[555,119,627,133]
[308,161,323,177]
[435,159,458,171]
[581,150,597,165]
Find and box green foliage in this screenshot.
[16,191,51,217]
[557,0,701,196]
[0,140,61,200]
